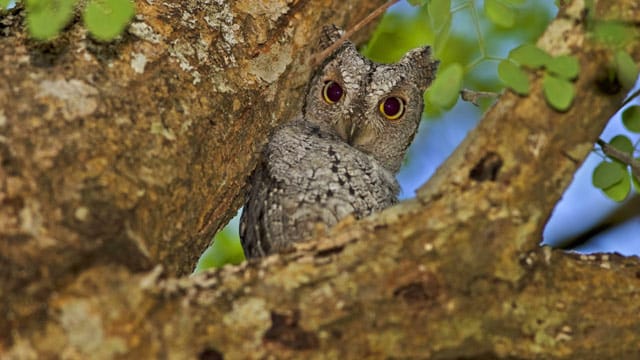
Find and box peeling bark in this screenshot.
[2,0,640,358]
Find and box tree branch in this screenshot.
[0,0,388,345]
[460,88,499,106]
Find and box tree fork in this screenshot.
[2,0,640,358]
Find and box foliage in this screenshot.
[585,9,640,202]
[501,43,580,111]
[24,0,75,40]
[83,0,135,40]
[484,0,515,28]
[3,0,134,41]
[588,19,639,90]
[622,105,640,133]
[363,0,552,113]
[541,74,575,111]
[194,227,245,273]
[497,59,529,95]
[428,63,464,108]
[508,43,550,68]
[590,21,639,49]
[614,50,639,89]
[592,109,640,201]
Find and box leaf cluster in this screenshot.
[194,228,245,272]
[586,14,640,202]
[1,0,134,41]
[500,44,580,111]
[592,108,640,202]
[364,0,552,113]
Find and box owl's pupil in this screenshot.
[323,81,343,103]
[383,97,402,117]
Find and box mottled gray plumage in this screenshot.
[240,26,439,258]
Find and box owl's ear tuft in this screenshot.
[318,25,345,51]
[399,47,440,91]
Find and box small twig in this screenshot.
[597,138,640,180]
[460,89,499,106]
[309,0,400,66]
[621,87,640,108]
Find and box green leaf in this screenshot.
[25,0,76,40]
[1,0,11,10]
[592,21,637,48]
[542,75,575,111]
[614,50,638,89]
[83,0,135,41]
[498,60,530,95]
[633,167,640,194]
[407,0,428,6]
[592,161,625,189]
[485,0,515,28]
[546,55,580,80]
[622,105,640,133]
[609,135,634,154]
[426,63,463,109]
[194,230,245,272]
[603,171,631,202]
[428,0,451,32]
[508,43,551,69]
[433,16,451,57]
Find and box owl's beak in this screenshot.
[335,119,358,145]
[337,115,376,147]
[339,119,373,148]
[347,122,358,145]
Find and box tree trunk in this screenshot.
[0,0,384,346]
[2,0,639,358]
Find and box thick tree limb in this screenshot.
[2,0,640,358]
[0,0,385,347]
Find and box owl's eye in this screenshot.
[379,96,405,120]
[322,81,344,104]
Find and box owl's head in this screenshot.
[302,25,439,173]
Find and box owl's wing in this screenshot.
[239,159,274,258]
[240,120,306,258]
[241,119,401,259]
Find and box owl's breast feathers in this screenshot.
[240,118,399,258]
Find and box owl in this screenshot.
[240,25,439,258]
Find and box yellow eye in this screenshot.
[322,81,344,104]
[379,96,405,120]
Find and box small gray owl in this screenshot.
[240,25,439,258]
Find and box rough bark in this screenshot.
[2,0,640,358]
[0,0,384,345]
